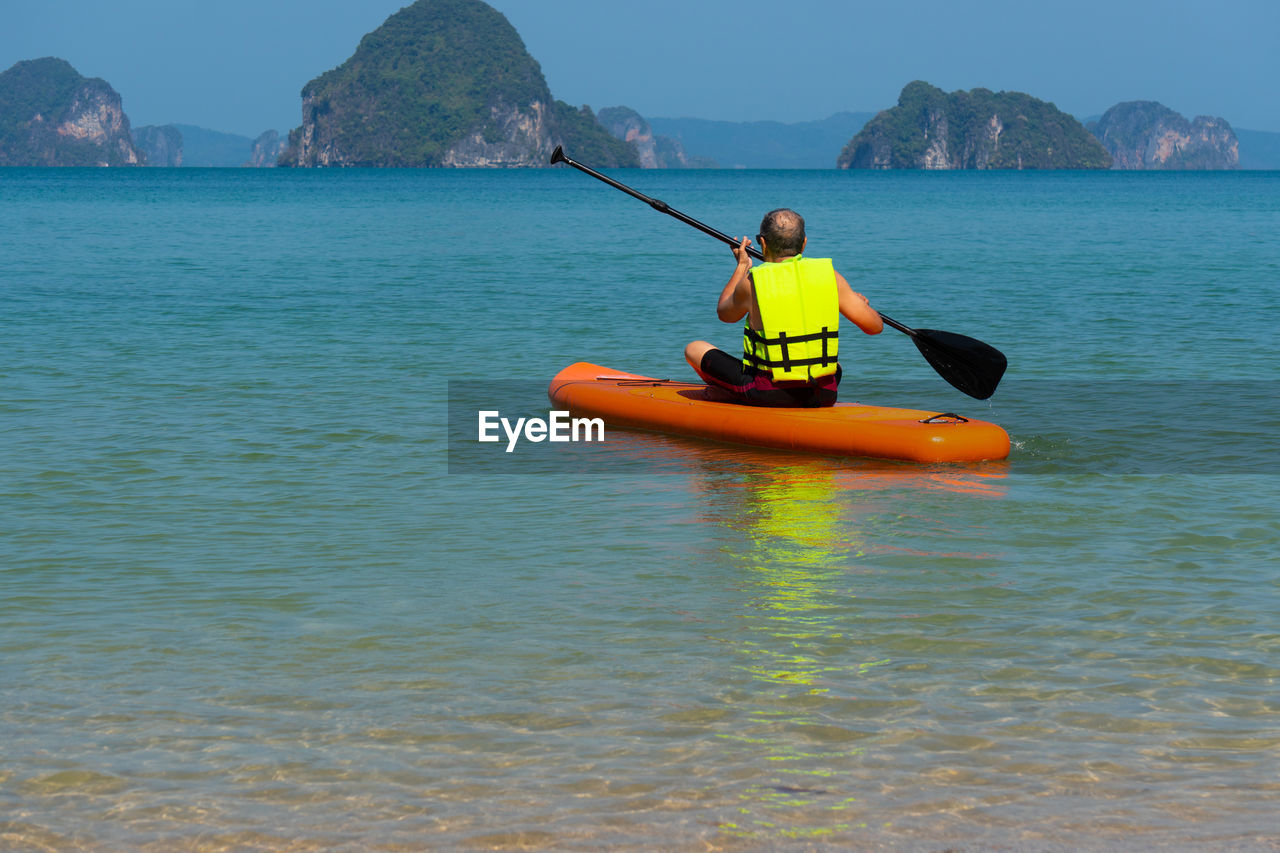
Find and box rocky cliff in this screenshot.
[133,124,183,166]
[596,106,714,168]
[838,81,1110,170]
[280,0,635,168]
[0,58,143,166]
[1087,101,1238,169]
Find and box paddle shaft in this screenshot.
[550,146,918,338]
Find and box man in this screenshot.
[685,208,883,407]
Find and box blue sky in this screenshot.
[4,0,1277,137]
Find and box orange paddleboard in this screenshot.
[548,362,1010,463]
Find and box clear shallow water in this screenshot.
[1,168,1278,850]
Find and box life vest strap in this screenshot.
[743,327,838,347]
[744,326,837,373]
[743,353,838,369]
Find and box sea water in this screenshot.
[1,167,1278,850]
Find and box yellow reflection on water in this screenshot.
[695,454,1007,685]
[676,447,1008,842]
[718,462,868,690]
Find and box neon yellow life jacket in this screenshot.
[743,255,839,383]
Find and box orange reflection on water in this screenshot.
[594,427,1009,498]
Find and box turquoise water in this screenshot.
[2,168,1278,850]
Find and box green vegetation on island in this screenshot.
[280,0,635,167]
[542,102,639,169]
[838,81,1110,170]
[0,57,142,166]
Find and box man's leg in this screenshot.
[685,341,754,399]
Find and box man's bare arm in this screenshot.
[836,271,883,334]
[717,236,754,323]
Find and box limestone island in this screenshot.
[838,81,1111,170]
[279,0,634,168]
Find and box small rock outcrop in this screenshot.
[1087,101,1238,169]
[248,130,286,167]
[596,106,714,168]
[0,57,143,166]
[838,81,1110,170]
[133,124,183,166]
[279,0,634,167]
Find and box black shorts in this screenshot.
[694,348,840,408]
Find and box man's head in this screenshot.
[758,208,806,259]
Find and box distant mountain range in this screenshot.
[170,125,256,166]
[128,124,286,167]
[1236,129,1280,170]
[646,112,876,169]
[595,106,715,168]
[3,1,1280,170]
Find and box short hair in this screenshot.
[758,208,806,257]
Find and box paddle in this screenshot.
[550,146,1007,400]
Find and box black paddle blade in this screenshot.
[550,145,566,165]
[912,329,1007,400]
